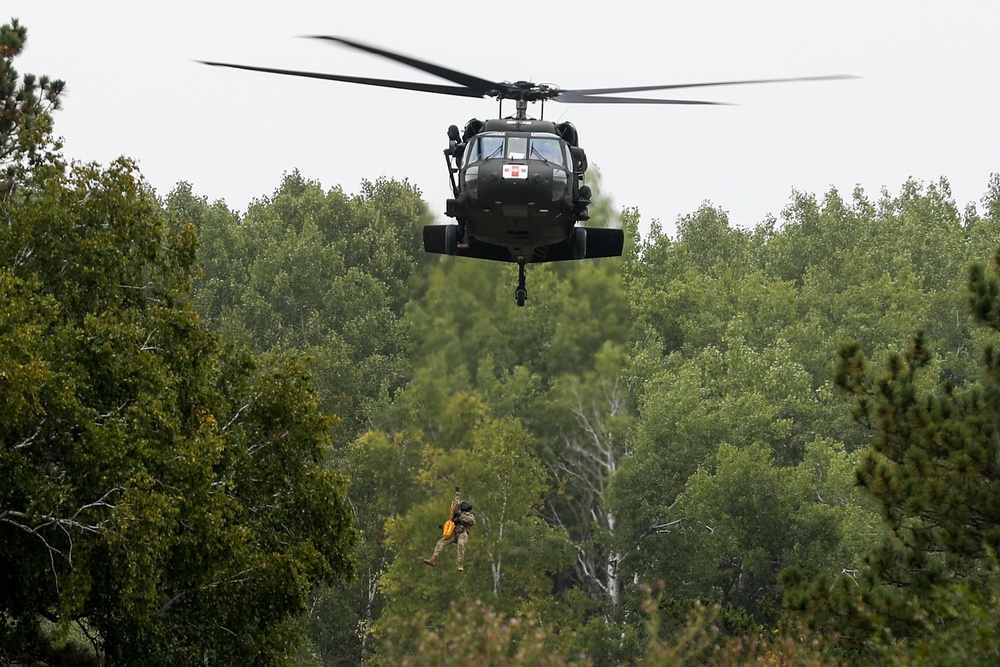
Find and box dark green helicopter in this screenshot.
[202,37,852,306]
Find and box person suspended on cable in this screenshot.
[424,487,475,572]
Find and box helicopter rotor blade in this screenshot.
[198,60,486,98]
[565,74,858,98]
[201,37,858,106]
[307,35,502,95]
[555,92,729,105]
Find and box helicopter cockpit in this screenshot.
[464,132,570,168]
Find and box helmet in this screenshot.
[458,501,473,513]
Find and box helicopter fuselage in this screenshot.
[424,116,621,303]
[437,118,603,263]
[450,132,576,252]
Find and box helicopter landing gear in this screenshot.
[515,263,528,307]
[444,224,458,255]
[575,185,592,222]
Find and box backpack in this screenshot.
[442,519,456,539]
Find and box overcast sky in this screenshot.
[8,1,1000,237]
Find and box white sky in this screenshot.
[7,1,1000,238]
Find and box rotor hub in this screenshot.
[492,81,561,103]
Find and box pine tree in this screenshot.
[0,18,65,198]
[782,248,1000,658]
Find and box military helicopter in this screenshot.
[201,37,852,306]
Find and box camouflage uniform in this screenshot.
[424,507,475,571]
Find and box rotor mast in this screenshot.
[514,97,529,119]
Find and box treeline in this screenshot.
[5,18,1000,666]
[172,165,1000,665]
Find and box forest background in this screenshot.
[4,19,1000,666]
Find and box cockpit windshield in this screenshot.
[529,137,564,165]
[467,135,504,163]
[465,133,567,167]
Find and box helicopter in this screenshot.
[201,37,853,306]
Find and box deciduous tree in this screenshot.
[0,26,356,662]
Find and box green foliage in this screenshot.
[375,590,845,667]
[616,177,1000,644]
[310,429,432,664]
[158,152,1000,662]
[0,18,65,197]
[629,184,981,390]
[381,182,633,625]
[781,245,1000,660]
[376,598,592,667]
[374,403,574,652]
[875,580,1000,666]
[1,141,355,664]
[171,171,430,443]
[616,438,878,618]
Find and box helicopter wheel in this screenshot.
[571,226,587,260]
[444,224,459,256]
[515,263,528,307]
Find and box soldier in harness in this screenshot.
[424,489,475,572]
